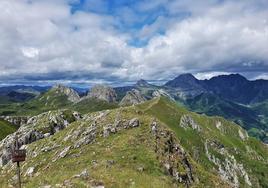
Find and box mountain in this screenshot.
[164,73,268,104]
[164,74,207,99]
[6,91,37,102]
[165,73,202,89]
[203,74,268,104]
[86,84,117,103]
[0,84,118,116]
[51,84,80,102]
[119,89,146,106]
[186,93,268,143]
[0,97,267,187]
[135,79,152,87]
[0,85,48,95]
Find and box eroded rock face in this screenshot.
[0,116,30,127]
[204,139,252,187]
[179,114,201,132]
[87,85,117,103]
[52,84,80,102]
[151,121,194,186]
[238,129,248,141]
[152,89,174,101]
[0,110,81,166]
[120,89,146,106]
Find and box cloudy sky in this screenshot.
[0,0,268,86]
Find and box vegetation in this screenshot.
[0,119,16,140]
[0,97,267,187]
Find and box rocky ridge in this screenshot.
[120,89,146,106]
[51,84,80,102]
[86,85,117,103]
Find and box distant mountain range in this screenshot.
[164,73,268,104]
[0,74,268,187]
[0,73,267,143]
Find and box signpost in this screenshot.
[11,136,26,188]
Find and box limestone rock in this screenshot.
[0,116,29,127]
[238,129,248,141]
[51,84,80,102]
[179,114,201,131]
[87,85,117,103]
[25,167,35,177]
[58,146,71,158]
[128,118,140,128]
[120,89,146,106]
[73,169,89,179]
[152,89,174,101]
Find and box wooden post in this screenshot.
[17,161,21,188]
[12,136,25,188]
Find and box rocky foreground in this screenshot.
[0,97,267,188]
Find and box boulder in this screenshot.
[128,118,140,128]
[25,167,35,177]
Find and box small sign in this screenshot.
[12,149,26,163]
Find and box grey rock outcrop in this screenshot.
[152,89,174,101]
[51,84,80,102]
[0,110,81,166]
[204,140,252,187]
[87,85,117,103]
[120,89,146,106]
[0,116,30,127]
[179,114,201,132]
[150,121,194,186]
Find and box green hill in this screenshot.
[0,88,118,116]
[0,97,267,187]
[186,93,268,143]
[0,119,16,140]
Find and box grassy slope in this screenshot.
[141,97,268,187]
[186,93,268,142]
[0,97,267,187]
[0,90,118,116]
[0,100,228,188]
[0,119,16,140]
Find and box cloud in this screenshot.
[0,0,268,86]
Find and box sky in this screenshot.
[0,0,268,87]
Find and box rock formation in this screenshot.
[51,84,80,102]
[120,89,146,106]
[87,85,117,103]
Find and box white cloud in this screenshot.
[21,47,39,58]
[0,0,268,85]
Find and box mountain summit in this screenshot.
[135,79,150,87]
[51,84,80,102]
[165,73,202,89]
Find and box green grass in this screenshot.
[0,97,267,187]
[0,119,16,140]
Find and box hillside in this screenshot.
[0,119,16,140]
[0,86,118,116]
[0,97,267,187]
[185,93,268,143]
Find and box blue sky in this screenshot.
[0,0,268,87]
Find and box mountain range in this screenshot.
[0,73,267,143]
[0,73,268,187]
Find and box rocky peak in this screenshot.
[135,79,150,87]
[51,84,80,102]
[208,74,248,85]
[120,89,146,106]
[164,73,202,89]
[87,84,117,103]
